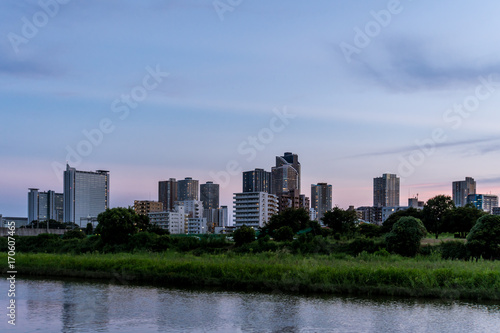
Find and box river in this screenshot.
[1,278,499,332]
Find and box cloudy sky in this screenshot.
[2,0,500,219]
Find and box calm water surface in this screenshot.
[1,278,499,333]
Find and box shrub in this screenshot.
[347,238,380,255]
[127,232,157,251]
[62,229,86,240]
[385,216,427,257]
[233,225,256,247]
[152,235,171,252]
[466,215,500,260]
[440,241,467,260]
[273,226,294,242]
[357,223,383,238]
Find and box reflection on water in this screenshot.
[1,277,499,333]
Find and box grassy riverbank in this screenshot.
[2,251,500,300]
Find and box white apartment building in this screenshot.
[148,205,188,234]
[233,192,278,229]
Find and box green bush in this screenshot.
[466,215,500,260]
[385,217,427,257]
[347,238,380,255]
[440,241,467,260]
[233,225,256,247]
[152,235,171,252]
[62,229,86,240]
[273,226,294,242]
[0,237,8,252]
[127,232,158,251]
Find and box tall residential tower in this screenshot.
[373,173,400,207]
[452,177,476,207]
[311,183,332,222]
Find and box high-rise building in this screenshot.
[28,189,64,223]
[200,181,219,210]
[311,183,332,222]
[133,200,163,216]
[159,178,178,211]
[177,177,199,201]
[204,205,229,232]
[63,164,109,225]
[233,192,278,229]
[271,152,300,195]
[467,194,498,213]
[452,177,476,207]
[218,206,229,228]
[243,168,271,193]
[275,189,309,213]
[373,173,400,207]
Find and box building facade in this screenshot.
[63,164,109,225]
[200,181,219,210]
[243,168,271,193]
[188,218,208,234]
[28,189,64,223]
[271,152,300,195]
[133,200,163,216]
[467,194,498,213]
[158,178,178,211]
[148,205,187,234]
[408,197,424,208]
[177,177,199,201]
[373,173,400,207]
[452,177,476,207]
[311,183,332,222]
[233,192,278,229]
[175,200,203,218]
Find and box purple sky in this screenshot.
[2,0,500,219]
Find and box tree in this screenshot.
[385,216,427,257]
[321,207,357,234]
[466,215,500,260]
[95,207,139,245]
[442,204,485,237]
[233,225,255,246]
[422,195,455,239]
[382,207,423,233]
[85,223,94,235]
[273,226,294,242]
[260,208,312,236]
[358,223,383,238]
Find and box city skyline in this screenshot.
[2,1,500,217]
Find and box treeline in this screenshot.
[3,196,499,261]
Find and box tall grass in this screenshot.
[3,251,500,300]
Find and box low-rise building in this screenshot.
[467,194,499,213]
[188,218,208,234]
[133,200,163,216]
[233,192,278,229]
[148,205,188,234]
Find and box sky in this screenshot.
[2,0,500,219]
